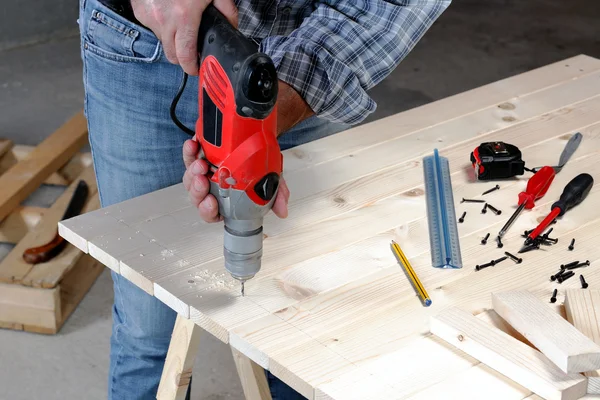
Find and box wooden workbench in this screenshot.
[60,55,600,399]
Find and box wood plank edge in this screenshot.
[58,222,89,253]
[88,241,120,273]
[154,283,190,319]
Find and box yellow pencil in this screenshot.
[391,240,432,307]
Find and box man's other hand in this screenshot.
[130,0,238,75]
[182,139,290,223]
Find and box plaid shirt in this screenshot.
[236,0,451,125]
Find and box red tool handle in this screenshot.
[518,166,555,209]
[528,207,561,242]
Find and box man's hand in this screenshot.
[182,139,290,222]
[130,0,238,75]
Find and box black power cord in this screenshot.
[170,72,195,136]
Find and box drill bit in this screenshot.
[241,282,245,297]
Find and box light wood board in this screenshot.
[565,289,600,393]
[59,55,600,398]
[493,290,600,373]
[431,307,587,400]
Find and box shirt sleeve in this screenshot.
[259,0,451,125]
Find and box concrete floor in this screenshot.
[0,0,598,399]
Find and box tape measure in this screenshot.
[423,149,463,269]
[470,142,525,180]
[470,133,582,181]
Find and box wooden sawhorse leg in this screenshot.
[157,315,202,400]
[157,315,272,400]
[231,347,273,400]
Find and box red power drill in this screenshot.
[196,6,282,292]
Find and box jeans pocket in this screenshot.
[83,6,161,63]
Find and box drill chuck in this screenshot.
[223,219,264,282]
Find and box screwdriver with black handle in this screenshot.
[523,173,594,247]
[497,166,555,240]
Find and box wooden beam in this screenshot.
[564,289,600,394]
[0,206,45,243]
[11,144,88,185]
[22,194,100,288]
[57,254,104,330]
[0,166,97,283]
[0,283,60,332]
[431,307,587,400]
[157,315,202,400]
[493,291,600,373]
[231,347,273,400]
[0,111,87,222]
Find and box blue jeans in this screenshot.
[78,0,347,398]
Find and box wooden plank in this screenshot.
[493,290,600,373]
[57,254,104,330]
[0,206,45,243]
[156,118,600,331]
[55,58,600,396]
[0,166,97,283]
[0,286,59,332]
[22,194,100,288]
[565,289,600,394]
[11,144,88,185]
[231,347,273,400]
[231,170,600,397]
[157,315,202,400]
[283,54,600,174]
[475,310,532,347]
[0,254,102,334]
[431,307,587,400]
[158,131,599,397]
[61,60,600,264]
[0,111,87,222]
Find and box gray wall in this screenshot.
[0,0,79,50]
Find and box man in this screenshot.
[78,0,450,398]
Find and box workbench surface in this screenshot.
[61,55,600,399]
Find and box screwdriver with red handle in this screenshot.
[497,166,556,239]
[523,173,594,246]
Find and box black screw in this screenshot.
[581,275,589,289]
[461,198,486,203]
[538,236,558,245]
[475,260,495,271]
[481,204,488,214]
[557,270,575,283]
[486,203,502,215]
[522,229,534,238]
[459,212,466,223]
[568,238,575,251]
[542,227,554,239]
[504,251,522,264]
[492,256,508,265]
[481,233,490,245]
[482,185,500,195]
[568,260,590,270]
[560,260,579,270]
[551,270,567,281]
[550,288,558,303]
[496,236,504,248]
